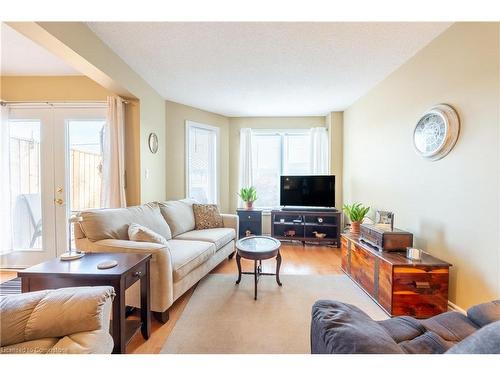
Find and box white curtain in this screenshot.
[310,127,329,174]
[0,105,12,254]
[238,128,253,207]
[101,96,127,208]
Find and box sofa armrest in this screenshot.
[76,237,166,254]
[311,300,404,354]
[221,214,239,238]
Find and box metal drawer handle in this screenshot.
[134,271,142,278]
[413,281,430,289]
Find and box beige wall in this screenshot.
[326,112,344,212]
[0,75,111,101]
[228,116,326,213]
[343,23,500,308]
[8,22,166,204]
[165,101,230,212]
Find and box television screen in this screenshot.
[280,175,335,207]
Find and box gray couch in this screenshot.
[311,300,500,354]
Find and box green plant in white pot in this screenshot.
[343,203,370,235]
[239,187,257,209]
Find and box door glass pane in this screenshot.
[8,120,42,250]
[68,120,105,212]
[251,134,281,207]
[187,126,217,204]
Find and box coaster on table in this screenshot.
[60,252,85,261]
[97,260,118,269]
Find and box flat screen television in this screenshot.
[280,175,335,208]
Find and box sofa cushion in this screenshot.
[378,316,425,343]
[168,239,216,282]
[0,286,114,347]
[79,203,172,241]
[398,331,451,354]
[311,300,404,354]
[158,199,197,237]
[466,300,500,328]
[421,311,479,342]
[128,223,167,245]
[175,228,235,251]
[0,338,59,354]
[193,204,223,230]
[446,321,500,354]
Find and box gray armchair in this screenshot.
[311,300,500,354]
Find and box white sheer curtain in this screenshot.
[0,105,12,253]
[310,127,329,174]
[101,96,127,208]
[238,128,253,207]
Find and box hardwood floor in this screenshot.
[0,242,342,354]
[0,269,18,283]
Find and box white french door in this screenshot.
[0,104,106,268]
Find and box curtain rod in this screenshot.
[1,98,129,106]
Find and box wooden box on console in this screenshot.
[340,233,451,318]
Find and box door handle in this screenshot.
[54,198,64,205]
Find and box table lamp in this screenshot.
[60,215,85,261]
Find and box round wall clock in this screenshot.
[148,132,158,154]
[413,104,460,161]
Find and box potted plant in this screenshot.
[238,186,257,209]
[342,203,370,235]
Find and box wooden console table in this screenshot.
[18,252,151,354]
[341,233,451,318]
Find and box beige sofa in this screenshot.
[0,286,114,354]
[74,199,238,322]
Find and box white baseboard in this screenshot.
[448,300,466,315]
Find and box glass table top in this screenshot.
[236,236,281,252]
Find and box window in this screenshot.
[250,130,326,208]
[186,121,219,204]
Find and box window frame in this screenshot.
[250,128,314,209]
[185,120,220,205]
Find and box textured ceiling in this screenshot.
[88,22,451,116]
[1,23,79,76]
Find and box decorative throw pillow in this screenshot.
[192,204,224,230]
[128,223,167,245]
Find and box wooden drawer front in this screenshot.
[350,244,376,295]
[378,260,392,313]
[125,263,147,289]
[341,238,350,273]
[239,211,261,222]
[392,267,449,318]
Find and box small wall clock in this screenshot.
[413,104,460,161]
[148,132,159,154]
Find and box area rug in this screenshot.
[0,277,21,296]
[161,274,388,354]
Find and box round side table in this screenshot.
[235,236,282,300]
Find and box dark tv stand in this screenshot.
[281,206,337,212]
[271,208,341,248]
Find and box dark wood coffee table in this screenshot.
[18,252,151,354]
[235,236,282,300]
